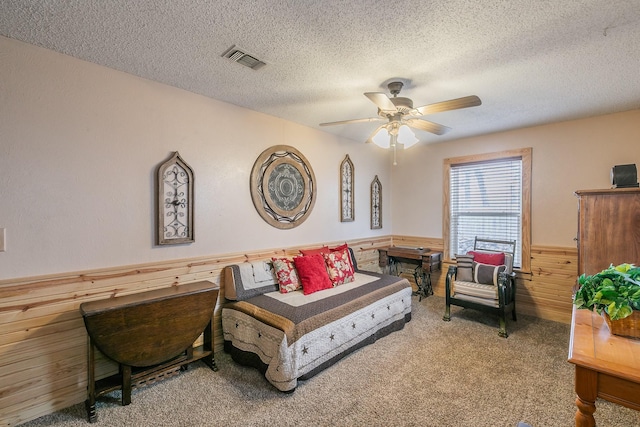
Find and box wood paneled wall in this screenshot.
[0,236,391,426]
[520,245,578,323]
[0,235,577,426]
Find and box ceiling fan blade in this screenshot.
[319,117,385,126]
[413,95,481,116]
[405,118,451,135]
[365,124,387,144]
[364,92,397,112]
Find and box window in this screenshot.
[444,148,531,272]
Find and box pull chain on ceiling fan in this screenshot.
[320,81,481,164]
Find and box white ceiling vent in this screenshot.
[221,45,266,70]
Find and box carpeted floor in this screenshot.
[21,296,640,427]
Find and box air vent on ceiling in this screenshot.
[221,45,266,70]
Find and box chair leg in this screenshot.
[443,302,451,321]
[498,313,508,338]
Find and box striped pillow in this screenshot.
[455,254,474,282]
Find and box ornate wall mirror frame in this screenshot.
[156,151,194,245]
[371,175,382,229]
[250,145,317,229]
[340,154,355,222]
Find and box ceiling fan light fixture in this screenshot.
[372,128,390,148]
[318,78,481,163]
[397,125,418,148]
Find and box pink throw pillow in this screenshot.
[271,258,301,293]
[323,249,355,285]
[293,254,333,295]
[468,251,505,266]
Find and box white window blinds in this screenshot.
[449,157,522,267]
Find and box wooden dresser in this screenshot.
[571,188,640,425]
[575,188,640,276]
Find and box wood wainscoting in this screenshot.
[521,245,577,323]
[0,236,390,426]
[0,235,576,425]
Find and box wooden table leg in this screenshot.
[121,365,132,406]
[202,319,218,371]
[86,340,97,423]
[574,365,597,427]
[389,257,398,276]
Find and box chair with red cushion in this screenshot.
[443,237,517,337]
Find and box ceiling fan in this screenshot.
[320,81,481,161]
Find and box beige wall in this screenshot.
[3,34,639,282]
[0,36,393,281]
[391,109,640,248]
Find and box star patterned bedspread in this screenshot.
[222,271,412,391]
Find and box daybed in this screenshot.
[221,246,412,391]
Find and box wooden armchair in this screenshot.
[443,238,517,337]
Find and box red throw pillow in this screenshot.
[323,249,355,285]
[299,246,329,256]
[293,254,333,295]
[468,251,505,266]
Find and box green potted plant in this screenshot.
[573,263,640,338]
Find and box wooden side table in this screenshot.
[80,282,219,423]
[568,306,640,426]
[378,247,442,300]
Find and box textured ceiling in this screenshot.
[2,0,640,145]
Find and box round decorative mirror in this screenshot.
[250,145,317,229]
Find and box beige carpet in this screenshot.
[21,296,640,427]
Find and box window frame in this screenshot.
[443,148,532,273]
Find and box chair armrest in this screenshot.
[497,271,517,304]
[498,271,515,286]
[445,265,457,295]
[446,265,457,282]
